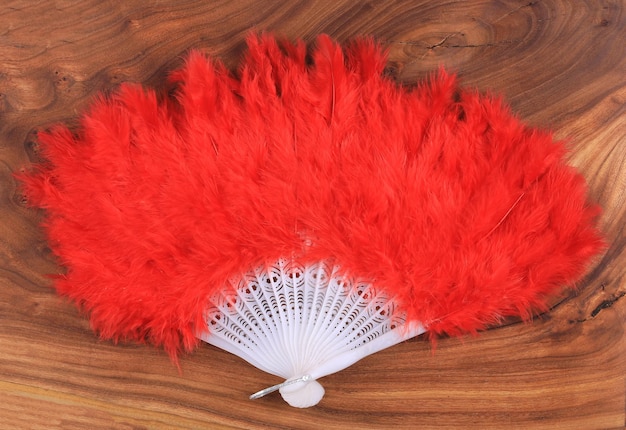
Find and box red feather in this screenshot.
[19,34,604,360]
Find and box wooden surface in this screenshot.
[1,1,624,428]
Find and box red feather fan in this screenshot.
[19,34,603,407]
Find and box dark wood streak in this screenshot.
[1,0,624,428]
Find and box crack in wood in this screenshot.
[590,290,625,318]
[426,34,455,50]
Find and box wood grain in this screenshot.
[1,1,624,428]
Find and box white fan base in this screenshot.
[198,260,427,407]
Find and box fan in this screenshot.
[19,34,603,407]
[200,258,426,407]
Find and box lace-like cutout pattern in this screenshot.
[204,259,407,377]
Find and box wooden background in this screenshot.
[1,1,624,428]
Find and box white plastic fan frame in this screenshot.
[198,259,425,408]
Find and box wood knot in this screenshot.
[53,70,76,89]
[24,129,43,163]
[13,191,29,207]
